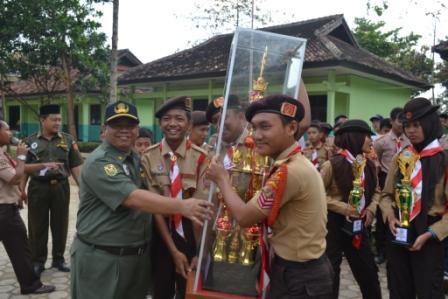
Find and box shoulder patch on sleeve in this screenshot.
[104,163,119,176]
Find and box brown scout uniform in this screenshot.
[302,142,330,170]
[320,160,382,299]
[250,143,332,297]
[141,137,208,299]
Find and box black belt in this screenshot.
[274,254,324,268]
[77,235,147,256]
[31,178,66,185]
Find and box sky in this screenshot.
[96,0,448,63]
[95,0,448,96]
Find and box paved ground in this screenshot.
[0,180,391,298]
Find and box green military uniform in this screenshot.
[71,141,152,299]
[71,100,152,299]
[25,130,83,267]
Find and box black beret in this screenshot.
[104,100,139,124]
[138,127,153,139]
[155,96,192,119]
[205,95,242,123]
[40,104,60,116]
[439,112,448,119]
[369,114,383,122]
[402,97,439,122]
[320,122,333,134]
[191,111,208,126]
[245,94,304,122]
[335,119,374,136]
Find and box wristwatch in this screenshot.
[17,155,26,162]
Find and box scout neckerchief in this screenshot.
[339,149,367,249]
[408,139,443,221]
[258,144,301,298]
[160,139,192,239]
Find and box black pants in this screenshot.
[0,204,42,293]
[269,254,334,299]
[27,179,70,265]
[152,218,196,299]
[374,171,388,257]
[326,212,382,299]
[386,226,444,298]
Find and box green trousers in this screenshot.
[70,237,151,299]
[27,179,70,265]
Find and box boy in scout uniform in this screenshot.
[71,100,212,299]
[21,104,83,276]
[303,121,330,170]
[380,98,448,299]
[189,111,210,151]
[207,94,333,299]
[141,96,208,299]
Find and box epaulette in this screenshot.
[190,143,207,155]
[147,143,160,152]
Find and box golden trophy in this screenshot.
[392,149,419,246]
[227,230,241,263]
[342,154,366,236]
[213,210,232,262]
[239,226,260,266]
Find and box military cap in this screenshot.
[104,100,139,124]
[402,97,439,122]
[40,104,60,116]
[155,96,192,119]
[369,114,383,122]
[439,112,448,119]
[245,94,304,122]
[191,111,208,127]
[335,119,374,136]
[205,95,242,123]
[320,122,333,135]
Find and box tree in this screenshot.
[190,0,273,36]
[0,0,109,139]
[109,0,119,103]
[353,17,433,82]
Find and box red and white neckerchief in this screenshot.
[339,149,366,213]
[223,144,235,170]
[258,144,301,298]
[160,140,192,238]
[408,139,443,221]
[395,138,402,153]
[311,149,319,168]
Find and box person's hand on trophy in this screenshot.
[361,209,375,228]
[386,214,401,236]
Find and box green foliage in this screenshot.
[353,17,433,81]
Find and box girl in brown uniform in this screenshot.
[320,119,382,299]
[380,97,447,299]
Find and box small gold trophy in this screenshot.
[342,154,366,236]
[213,210,232,262]
[239,225,260,266]
[392,149,419,246]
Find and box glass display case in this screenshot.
[187,27,307,299]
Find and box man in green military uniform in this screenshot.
[22,104,83,276]
[71,100,213,299]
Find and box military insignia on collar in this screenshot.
[185,97,193,110]
[104,164,118,176]
[405,112,413,120]
[280,102,297,118]
[114,103,129,114]
[213,97,224,108]
[31,142,38,149]
[123,164,130,176]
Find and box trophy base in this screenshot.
[391,226,413,247]
[186,271,257,299]
[341,218,363,236]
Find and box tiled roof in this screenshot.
[119,15,429,89]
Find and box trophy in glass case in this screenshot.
[342,155,366,236]
[185,27,306,299]
[392,148,419,246]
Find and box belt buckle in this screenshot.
[50,179,58,185]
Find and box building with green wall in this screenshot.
[4,15,429,142]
